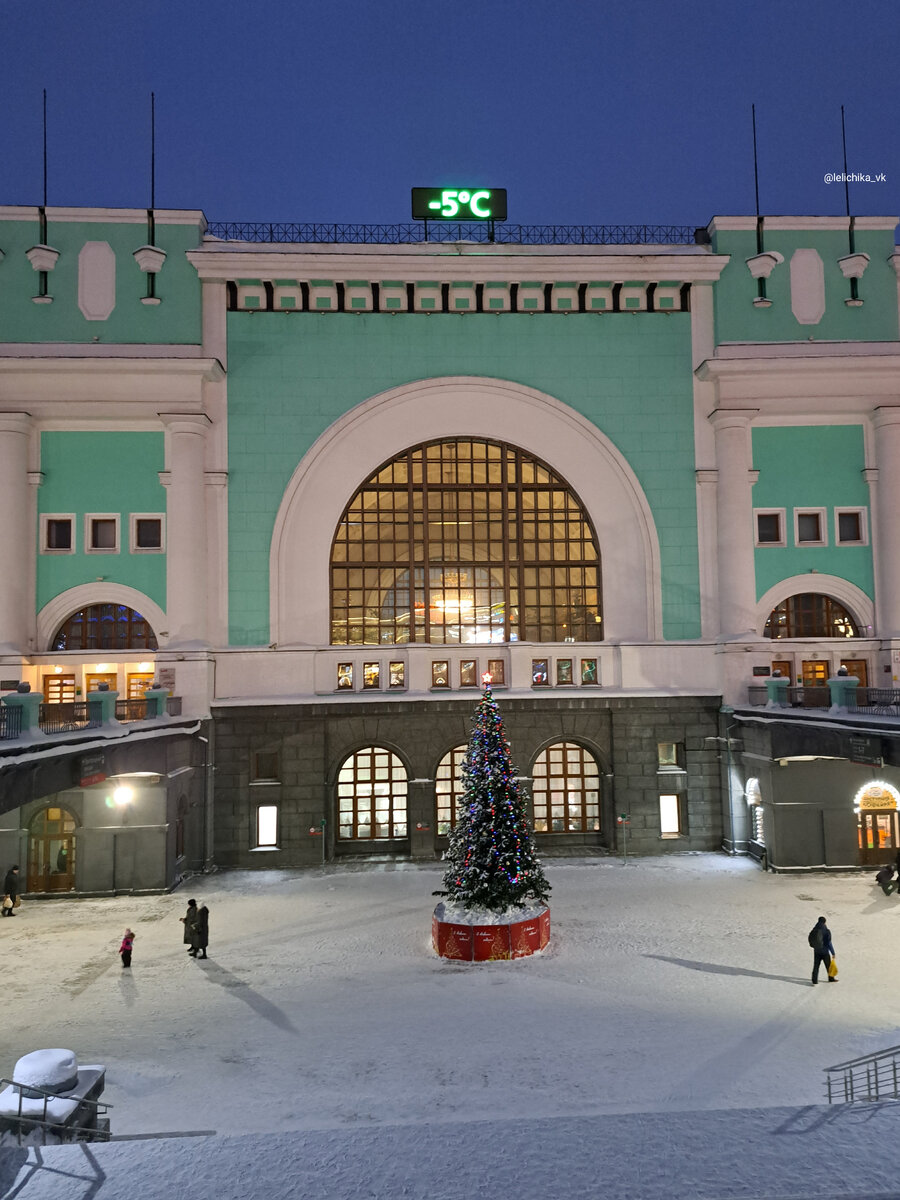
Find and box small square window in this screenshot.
[337,663,354,690]
[657,742,680,768]
[794,508,827,547]
[758,508,787,547]
[836,508,867,545]
[86,514,119,553]
[432,661,449,688]
[42,515,74,553]
[531,659,550,686]
[389,661,406,689]
[253,752,279,781]
[131,514,165,553]
[255,805,278,848]
[487,659,505,686]
[460,660,477,687]
[363,662,380,689]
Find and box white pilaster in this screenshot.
[0,414,34,652]
[159,414,211,647]
[871,408,900,636]
[709,409,759,639]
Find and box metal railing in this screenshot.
[0,706,22,741]
[207,220,701,246]
[116,698,148,722]
[748,685,900,716]
[38,701,103,734]
[825,1045,900,1103]
[0,1076,111,1143]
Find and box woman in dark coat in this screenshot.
[195,905,209,959]
[3,865,19,916]
[181,898,199,953]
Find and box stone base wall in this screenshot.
[211,695,724,868]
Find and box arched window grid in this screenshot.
[336,747,408,841]
[531,742,601,834]
[51,604,158,651]
[763,594,859,640]
[435,744,468,834]
[330,439,602,646]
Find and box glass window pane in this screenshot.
[256,806,278,847]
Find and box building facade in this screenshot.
[1,205,899,886]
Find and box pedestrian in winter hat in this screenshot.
[119,928,135,969]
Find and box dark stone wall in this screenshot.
[212,695,724,868]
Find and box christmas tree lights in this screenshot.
[435,675,550,913]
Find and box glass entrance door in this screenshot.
[28,806,77,892]
[857,809,899,866]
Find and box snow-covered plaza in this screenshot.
[2,853,900,1199]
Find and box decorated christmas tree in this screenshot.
[436,675,550,913]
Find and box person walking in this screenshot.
[181,898,199,955]
[195,904,209,959]
[119,928,135,968]
[2,865,20,916]
[875,864,895,896]
[808,915,836,985]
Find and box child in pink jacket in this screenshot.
[119,928,135,969]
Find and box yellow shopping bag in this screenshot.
[827,957,838,979]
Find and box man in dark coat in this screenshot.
[195,905,209,959]
[875,864,895,896]
[2,865,19,916]
[808,915,836,985]
[181,898,199,954]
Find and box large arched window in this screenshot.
[330,439,602,644]
[51,605,158,651]
[435,745,468,834]
[336,747,408,841]
[531,742,601,833]
[763,594,859,639]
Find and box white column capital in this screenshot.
[695,469,718,485]
[157,413,212,436]
[708,408,759,431]
[0,412,33,436]
[872,406,900,430]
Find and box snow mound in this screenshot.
[13,1049,78,1096]
[433,900,548,925]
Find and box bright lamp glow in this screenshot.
[113,786,134,807]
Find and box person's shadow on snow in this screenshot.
[118,970,137,1008]
[644,954,809,986]
[195,960,299,1034]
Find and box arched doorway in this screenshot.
[28,806,77,892]
[531,742,602,834]
[856,782,900,866]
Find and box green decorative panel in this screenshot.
[0,217,202,344]
[712,226,899,344]
[226,313,700,645]
[37,432,166,613]
[752,424,873,602]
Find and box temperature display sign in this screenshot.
[412,188,507,221]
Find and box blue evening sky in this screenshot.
[1,0,897,228]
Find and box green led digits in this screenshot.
[411,188,507,221]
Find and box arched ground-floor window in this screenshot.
[51,604,158,651]
[435,745,468,834]
[28,805,77,892]
[336,747,408,842]
[531,743,601,833]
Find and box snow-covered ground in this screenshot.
[2,853,900,1199]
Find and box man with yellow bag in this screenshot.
[808,915,837,985]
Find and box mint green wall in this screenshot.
[752,425,873,604]
[226,313,700,644]
[37,432,167,616]
[0,217,202,344]
[712,226,898,344]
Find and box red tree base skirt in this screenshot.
[432,903,550,961]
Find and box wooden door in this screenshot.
[771,659,792,680]
[841,659,869,687]
[43,674,76,703]
[127,672,154,699]
[86,672,117,693]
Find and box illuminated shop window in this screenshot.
[330,440,602,645]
